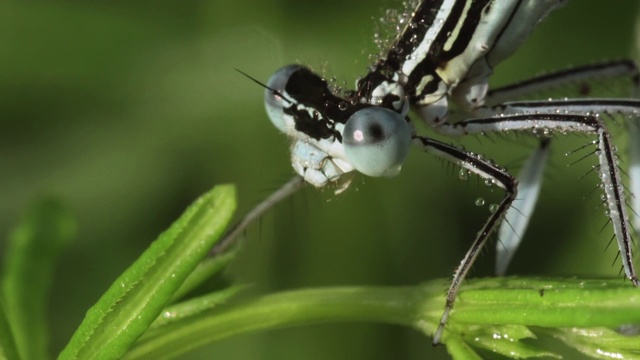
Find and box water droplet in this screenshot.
[489,204,499,213]
[338,101,348,111]
[475,198,485,206]
[163,311,175,319]
[484,179,494,187]
[458,168,469,180]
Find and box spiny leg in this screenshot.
[484,61,640,270]
[414,136,518,345]
[436,107,640,286]
[485,99,640,241]
[484,61,640,273]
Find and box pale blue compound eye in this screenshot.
[343,107,412,177]
[264,65,303,133]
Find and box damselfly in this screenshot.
[224,0,640,347]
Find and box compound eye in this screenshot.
[343,107,412,177]
[264,65,303,133]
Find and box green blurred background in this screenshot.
[1,1,639,359]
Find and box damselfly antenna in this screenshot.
[235,68,293,106]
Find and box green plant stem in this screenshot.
[124,277,640,359]
[125,284,441,359]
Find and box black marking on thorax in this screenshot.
[284,67,369,142]
[363,0,494,103]
[382,0,446,75]
[358,0,445,99]
[405,0,491,93]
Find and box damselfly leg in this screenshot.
[484,60,640,273]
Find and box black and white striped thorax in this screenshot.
[358,0,565,122]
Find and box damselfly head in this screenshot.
[263,65,413,187]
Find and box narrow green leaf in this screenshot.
[464,325,560,359]
[446,335,483,360]
[151,285,246,330]
[2,198,76,360]
[58,184,236,360]
[548,327,640,359]
[0,300,20,360]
